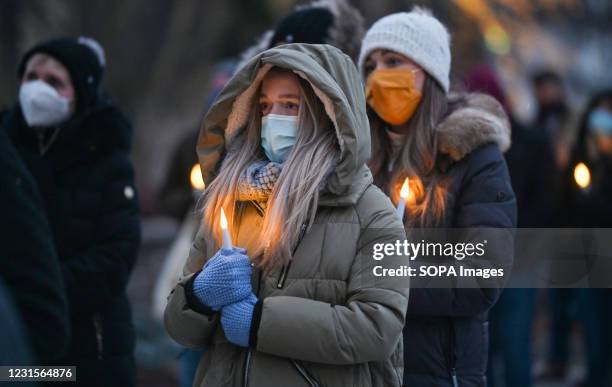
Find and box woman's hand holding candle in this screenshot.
[192,247,252,311]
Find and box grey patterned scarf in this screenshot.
[236,160,282,208]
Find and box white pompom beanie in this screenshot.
[358,8,451,93]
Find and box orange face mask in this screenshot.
[365,68,422,126]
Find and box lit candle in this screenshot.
[220,208,233,249]
[574,162,591,190]
[397,178,410,221]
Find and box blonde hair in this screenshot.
[201,68,339,271]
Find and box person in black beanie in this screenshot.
[236,0,365,69]
[2,36,141,386]
[17,36,105,114]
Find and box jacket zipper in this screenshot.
[243,222,308,385]
[93,313,104,360]
[276,260,292,289]
[243,350,252,387]
[451,368,459,387]
[243,231,264,387]
[277,223,308,289]
[280,227,317,387]
[292,360,320,387]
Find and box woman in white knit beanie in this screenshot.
[359,7,517,387]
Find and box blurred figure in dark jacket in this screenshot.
[0,126,69,365]
[464,65,557,387]
[531,70,579,384]
[562,89,612,228]
[557,89,612,387]
[2,37,141,387]
[466,65,558,228]
[532,70,572,169]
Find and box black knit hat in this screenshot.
[269,7,335,47]
[17,37,105,113]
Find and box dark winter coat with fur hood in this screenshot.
[373,93,517,387]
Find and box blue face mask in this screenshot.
[261,114,298,163]
[588,108,612,136]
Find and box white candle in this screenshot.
[220,208,233,249]
[397,178,410,221]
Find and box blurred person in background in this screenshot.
[358,9,516,387]
[557,89,612,387]
[2,37,141,387]
[532,71,580,385]
[532,70,572,169]
[562,89,612,228]
[235,0,364,70]
[0,125,69,365]
[464,65,556,387]
[165,43,408,387]
[158,60,237,221]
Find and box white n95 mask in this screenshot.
[261,114,298,163]
[19,80,71,127]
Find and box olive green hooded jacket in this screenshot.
[164,44,409,387]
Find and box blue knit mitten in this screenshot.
[221,293,258,347]
[192,247,252,311]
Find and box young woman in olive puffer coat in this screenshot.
[164,43,410,387]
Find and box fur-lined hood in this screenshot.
[437,92,511,161]
[236,0,364,71]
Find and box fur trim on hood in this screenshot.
[236,0,364,71]
[437,92,511,161]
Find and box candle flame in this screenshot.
[190,163,205,190]
[400,178,410,199]
[574,162,591,189]
[220,208,228,230]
